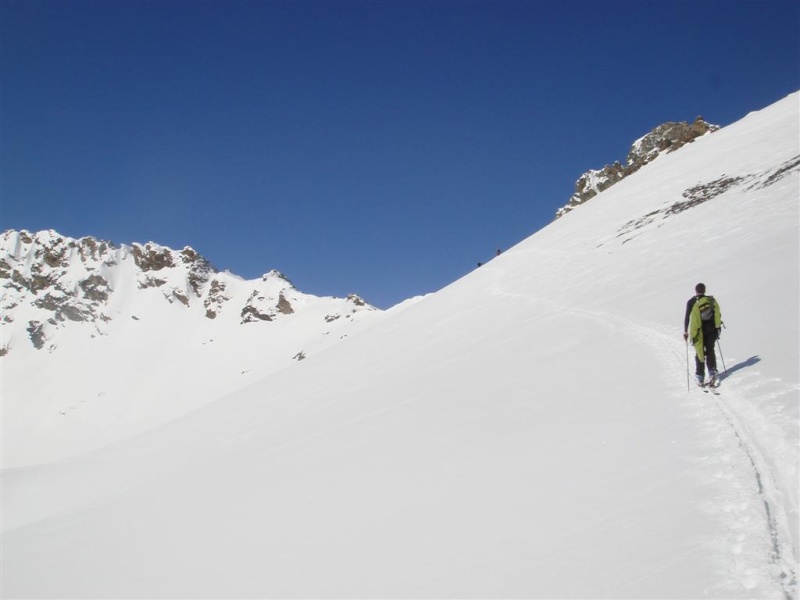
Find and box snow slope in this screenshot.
[2,92,798,598]
[1,233,381,467]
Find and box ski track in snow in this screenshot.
[590,315,796,600]
[494,285,797,599]
[607,320,796,600]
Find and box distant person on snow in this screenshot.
[683,283,723,387]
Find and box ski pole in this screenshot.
[717,339,727,374]
[685,338,690,392]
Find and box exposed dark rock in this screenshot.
[139,277,167,289]
[557,117,720,218]
[626,117,717,166]
[180,247,202,264]
[34,293,65,312]
[752,155,800,190]
[27,320,46,349]
[79,275,110,302]
[347,294,366,307]
[241,305,273,323]
[204,279,229,319]
[613,164,785,245]
[11,269,54,293]
[188,272,208,297]
[673,176,745,214]
[172,291,190,307]
[41,241,68,268]
[59,304,90,322]
[181,248,216,296]
[77,236,114,263]
[31,289,96,323]
[277,292,294,315]
[132,244,175,271]
[0,259,11,279]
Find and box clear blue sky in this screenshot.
[2,0,798,308]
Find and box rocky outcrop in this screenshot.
[0,229,379,355]
[180,247,215,296]
[79,275,110,302]
[241,294,275,323]
[131,243,176,271]
[204,279,229,319]
[26,320,46,350]
[346,294,367,307]
[556,117,719,218]
[240,289,293,323]
[277,292,294,315]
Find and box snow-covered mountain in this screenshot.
[1,231,380,465]
[1,229,377,353]
[556,116,719,218]
[2,92,798,599]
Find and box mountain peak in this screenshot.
[262,269,292,284]
[556,116,719,218]
[0,229,378,357]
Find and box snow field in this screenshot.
[2,92,798,598]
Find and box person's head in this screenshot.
[695,283,706,295]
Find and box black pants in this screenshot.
[696,322,718,377]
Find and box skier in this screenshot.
[683,283,723,387]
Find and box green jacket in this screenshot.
[688,295,722,360]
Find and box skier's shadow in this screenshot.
[720,355,761,381]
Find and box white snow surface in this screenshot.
[2,92,799,599]
[1,232,381,467]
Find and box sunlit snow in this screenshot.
[2,92,798,599]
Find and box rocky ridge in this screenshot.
[0,229,375,355]
[556,117,719,218]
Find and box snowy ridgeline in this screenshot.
[2,92,799,599]
[555,116,720,218]
[0,228,378,354]
[1,229,382,465]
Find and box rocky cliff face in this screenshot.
[556,117,719,218]
[0,229,375,355]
